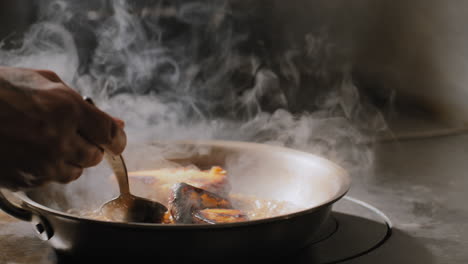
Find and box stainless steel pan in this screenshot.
[0,140,350,260]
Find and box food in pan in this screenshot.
[168,182,233,224]
[130,166,252,224]
[128,166,228,204]
[193,209,248,224]
[72,166,300,224]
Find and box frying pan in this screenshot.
[0,140,350,259]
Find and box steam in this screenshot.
[0,0,387,210]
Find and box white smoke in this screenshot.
[0,0,387,210]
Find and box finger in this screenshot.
[34,69,62,83]
[0,168,47,191]
[0,170,27,191]
[114,117,125,129]
[17,170,48,187]
[66,134,104,168]
[78,101,127,155]
[46,161,84,184]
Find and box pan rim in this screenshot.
[15,140,351,229]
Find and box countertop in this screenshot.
[347,133,468,263]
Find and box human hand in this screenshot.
[0,66,126,190]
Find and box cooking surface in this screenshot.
[1,128,467,263]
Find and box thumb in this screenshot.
[79,99,127,155]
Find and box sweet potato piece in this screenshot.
[193,209,248,224]
[162,211,174,224]
[169,182,232,224]
[124,166,228,206]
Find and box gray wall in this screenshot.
[352,0,468,125]
[262,0,468,124]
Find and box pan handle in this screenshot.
[0,189,53,241]
[0,189,32,221]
